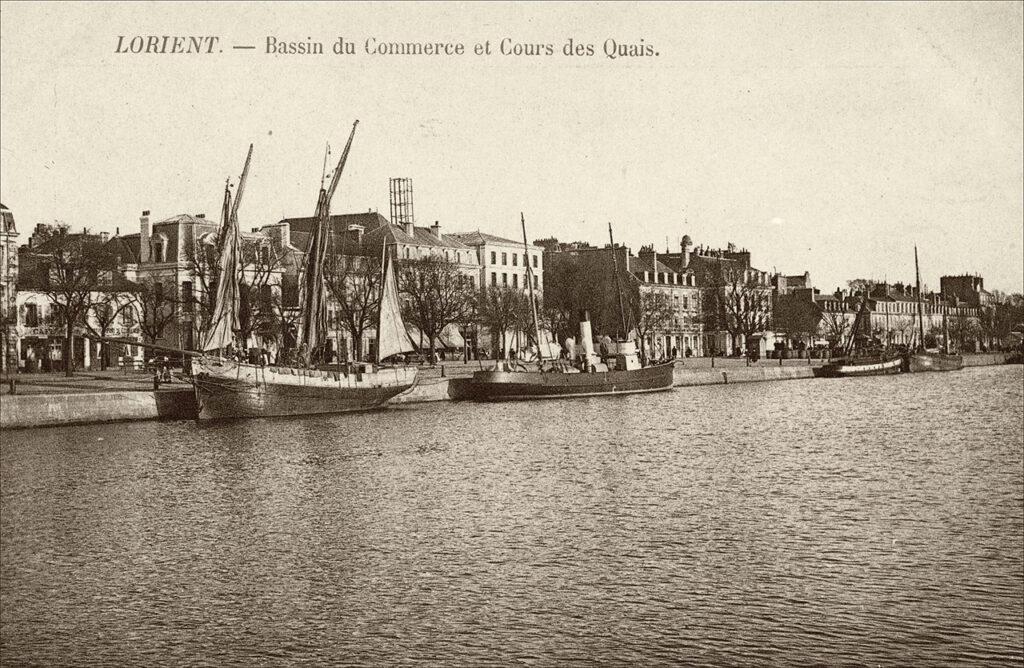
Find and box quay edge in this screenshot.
[0,388,196,430]
[0,353,1015,428]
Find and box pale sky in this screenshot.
[2,1,1022,292]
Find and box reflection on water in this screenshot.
[2,366,1022,666]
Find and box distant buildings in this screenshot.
[1,190,1017,372]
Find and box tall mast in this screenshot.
[203,145,251,353]
[521,212,544,361]
[608,223,628,339]
[298,121,359,360]
[915,245,925,351]
[229,143,253,226]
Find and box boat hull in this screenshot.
[907,352,963,373]
[469,362,676,401]
[815,356,906,378]
[191,359,417,420]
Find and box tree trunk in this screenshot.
[65,324,74,377]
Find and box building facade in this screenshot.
[1,203,19,371]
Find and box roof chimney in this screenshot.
[402,221,414,237]
[430,220,442,240]
[140,210,151,262]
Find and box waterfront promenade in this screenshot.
[0,354,1013,430]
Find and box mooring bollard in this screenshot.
[711,356,715,369]
[779,355,783,367]
[441,365,446,378]
[153,369,160,391]
[8,377,15,395]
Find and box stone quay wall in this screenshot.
[1,388,195,430]
[0,352,1013,427]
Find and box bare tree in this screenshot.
[477,285,530,358]
[699,261,772,354]
[540,257,587,345]
[948,313,981,352]
[34,232,112,376]
[86,290,137,370]
[847,278,877,296]
[128,279,178,351]
[631,290,674,360]
[325,252,381,362]
[818,308,852,347]
[398,256,475,362]
[237,238,284,348]
[890,315,916,345]
[181,228,220,335]
[773,293,822,350]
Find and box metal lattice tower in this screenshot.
[388,178,415,227]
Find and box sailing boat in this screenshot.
[815,293,905,378]
[906,246,963,373]
[191,122,418,420]
[469,218,676,400]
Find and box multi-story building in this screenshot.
[14,226,142,372]
[813,282,983,351]
[1,203,19,371]
[660,238,773,357]
[448,231,545,356]
[940,274,994,309]
[109,209,284,354]
[448,231,542,293]
[631,244,702,358]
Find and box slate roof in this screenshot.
[629,255,677,276]
[448,231,533,247]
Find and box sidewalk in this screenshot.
[1,356,825,395]
[0,369,187,395]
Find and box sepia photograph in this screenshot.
[1,1,1022,665]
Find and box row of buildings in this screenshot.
[0,189,1012,373]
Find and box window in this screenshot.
[260,246,270,265]
[501,252,507,265]
[469,276,475,288]
[25,303,39,327]
[490,251,496,264]
[123,305,134,328]
[151,233,168,263]
[512,274,518,288]
[533,275,538,289]
[532,255,538,268]
[181,281,193,312]
[513,253,518,266]
[682,296,689,309]
[491,272,497,286]
[405,248,410,259]
[502,273,508,286]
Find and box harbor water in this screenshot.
[2,365,1022,666]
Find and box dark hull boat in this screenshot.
[471,361,676,401]
[907,352,963,373]
[815,355,905,378]
[192,360,416,420]
[192,121,420,421]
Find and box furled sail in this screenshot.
[203,145,253,353]
[297,190,331,357]
[296,121,359,361]
[203,182,241,351]
[376,247,415,363]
